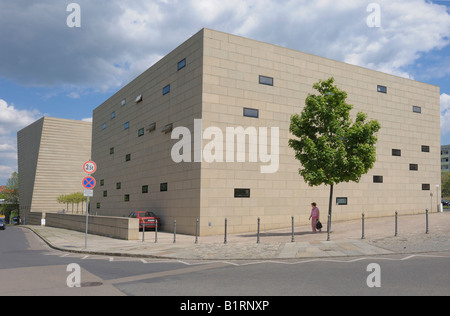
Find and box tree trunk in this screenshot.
[327,184,334,232]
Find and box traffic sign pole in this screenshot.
[82,160,96,249]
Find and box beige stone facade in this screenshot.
[92,29,441,236]
[18,117,92,221]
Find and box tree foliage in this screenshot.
[57,192,87,213]
[0,172,19,217]
[289,78,381,219]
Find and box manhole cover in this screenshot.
[80,282,103,287]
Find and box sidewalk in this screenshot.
[25,212,450,260]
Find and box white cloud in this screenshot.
[0,99,41,135]
[0,0,449,92]
[0,99,41,184]
[441,93,450,136]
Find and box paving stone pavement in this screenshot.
[24,212,450,260]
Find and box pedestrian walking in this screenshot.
[309,202,321,233]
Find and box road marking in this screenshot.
[104,262,229,285]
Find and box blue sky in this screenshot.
[1,0,450,185]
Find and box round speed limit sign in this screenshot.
[83,161,97,174]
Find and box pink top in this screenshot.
[311,207,319,219]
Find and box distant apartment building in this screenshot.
[17,117,92,221]
[91,28,441,236]
[442,145,450,172]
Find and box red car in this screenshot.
[128,211,161,231]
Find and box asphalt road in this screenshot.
[0,226,449,299]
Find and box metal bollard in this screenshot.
[195,219,199,244]
[173,220,177,244]
[327,213,331,241]
[154,219,158,243]
[224,218,228,244]
[426,209,429,235]
[257,217,261,244]
[395,211,398,237]
[142,221,145,242]
[362,213,365,240]
[291,216,295,243]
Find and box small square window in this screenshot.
[138,128,144,137]
[103,190,107,197]
[102,123,106,130]
[147,122,156,133]
[392,149,401,157]
[110,147,114,155]
[100,179,105,186]
[142,185,149,194]
[162,123,173,134]
[421,145,430,153]
[96,203,101,209]
[336,197,348,205]
[377,85,387,93]
[125,154,131,162]
[373,176,384,183]
[259,75,274,86]
[116,182,121,190]
[163,84,170,95]
[111,112,116,119]
[121,99,126,107]
[177,58,186,71]
[160,183,168,192]
[124,194,130,202]
[234,188,250,198]
[243,108,259,118]
[409,164,418,171]
[422,184,430,191]
[124,121,130,130]
[413,106,422,113]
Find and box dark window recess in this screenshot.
[259,75,274,86]
[392,149,401,157]
[409,164,418,171]
[138,128,144,137]
[125,154,131,162]
[377,85,387,93]
[110,147,114,155]
[116,182,121,190]
[100,179,104,186]
[413,106,422,113]
[177,58,186,71]
[103,191,107,197]
[124,194,130,202]
[163,84,170,95]
[234,188,250,198]
[147,122,156,133]
[373,176,384,183]
[111,112,116,119]
[336,197,348,205]
[162,123,173,134]
[160,183,168,192]
[142,185,149,194]
[422,184,430,191]
[243,108,259,118]
[421,145,430,153]
[96,203,101,209]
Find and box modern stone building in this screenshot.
[17,117,92,221]
[441,145,450,172]
[92,28,441,236]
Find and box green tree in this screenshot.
[1,172,20,218]
[289,78,381,229]
[442,173,450,199]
